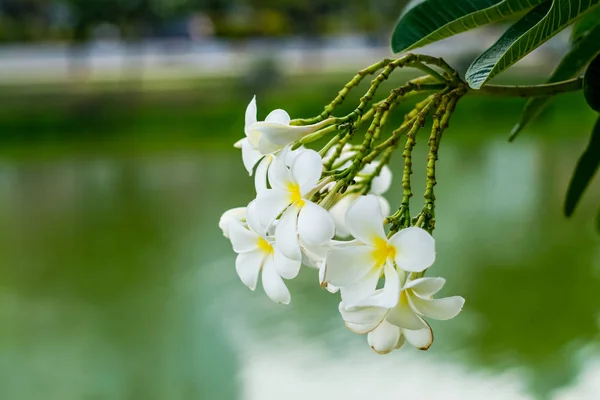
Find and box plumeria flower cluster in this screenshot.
[220,95,465,355]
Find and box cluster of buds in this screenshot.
[220,54,466,354]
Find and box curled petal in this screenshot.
[389,227,436,272]
[386,295,427,330]
[378,196,390,218]
[256,132,282,155]
[340,267,380,308]
[274,249,301,280]
[261,255,291,304]
[346,195,386,246]
[254,119,331,146]
[244,96,257,133]
[339,302,387,334]
[354,263,400,309]
[265,109,291,125]
[274,206,302,261]
[409,295,465,321]
[324,245,376,287]
[290,150,322,195]
[233,138,245,149]
[245,201,265,237]
[235,249,264,290]
[329,194,357,238]
[367,320,401,355]
[402,321,434,350]
[301,240,329,268]
[219,207,246,238]
[404,277,446,297]
[255,189,290,228]
[319,263,339,293]
[254,155,273,193]
[228,220,258,253]
[241,139,263,175]
[297,201,335,248]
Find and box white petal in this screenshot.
[355,263,400,309]
[301,241,329,268]
[246,201,265,237]
[378,196,390,218]
[255,189,290,227]
[261,255,291,304]
[404,277,446,297]
[389,227,436,272]
[324,245,376,287]
[274,206,302,261]
[265,109,291,125]
[256,132,282,154]
[395,333,406,350]
[274,248,301,279]
[340,267,380,307]
[267,152,293,191]
[219,207,247,238]
[370,165,392,195]
[241,139,263,175]
[254,155,272,193]
[233,138,245,149]
[284,146,308,167]
[409,295,465,321]
[367,320,401,355]
[244,96,257,132]
[402,322,434,350]
[235,249,263,290]
[346,195,386,246]
[319,263,339,293]
[290,150,322,195]
[228,220,258,253]
[339,302,387,334]
[253,119,330,146]
[386,294,427,330]
[329,194,356,238]
[297,201,335,248]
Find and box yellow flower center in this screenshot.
[287,182,305,207]
[371,236,396,267]
[257,237,274,254]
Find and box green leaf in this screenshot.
[564,116,600,217]
[466,0,600,89]
[509,23,600,140]
[596,206,600,233]
[571,5,600,42]
[391,0,545,53]
[584,54,600,111]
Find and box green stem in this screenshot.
[470,78,583,97]
[412,62,446,83]
[291,58,393,126]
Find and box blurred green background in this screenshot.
[0,1,599,400]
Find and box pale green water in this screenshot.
[0,138,598,400]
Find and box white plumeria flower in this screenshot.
[255,147,335,268]
[235,97,332,192]
[219,207,247,238]
[226,202,301,304]
[323,146,393,238]
[329,193,390,238]
[324,195,436,307]
[339,275,464,354]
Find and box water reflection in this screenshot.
[0,139,598,399]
